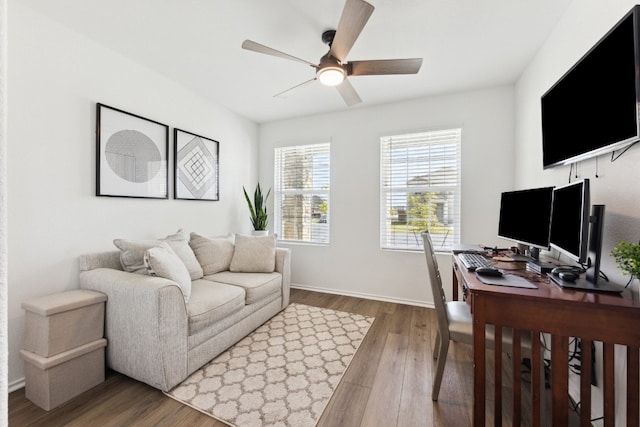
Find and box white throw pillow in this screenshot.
[189,233,235,275]
[114,230,204,280]
[164,230,204,280]
[143,242,192,303]
[229,234,276,273]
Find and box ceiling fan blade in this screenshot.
[329,0,375,62]
[242,40,317,68]
[336,78,362,107]
[348,58,423,76]
[273,78,317,98]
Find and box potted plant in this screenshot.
[243,183,271,235]
[612,241,640,286]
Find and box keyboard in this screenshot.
[458,253,493,271]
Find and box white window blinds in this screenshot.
[274,143,330,244]
[380,129,461,251]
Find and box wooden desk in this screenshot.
[452,255,640,426]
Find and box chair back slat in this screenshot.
[422,232,450,341]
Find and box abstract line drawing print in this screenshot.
[96,103,168,199]
[105,130,162,183]
[175,130,219,200]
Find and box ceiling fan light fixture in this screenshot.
[317,66,345,86]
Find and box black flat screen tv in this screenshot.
[541,6,640,169]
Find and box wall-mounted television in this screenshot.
[541,6,640,169]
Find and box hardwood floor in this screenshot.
[9,289,559,426]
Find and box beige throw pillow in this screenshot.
[113,230,204,279]
[143,242,192,303]
[230,234,276,273]
[189,233,235,275]
[114,239,158,274]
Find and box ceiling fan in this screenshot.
[242,0,423,106]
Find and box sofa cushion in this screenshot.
[144,242,192,303]
[113,230,204,280]
[205,271,282,305]
[189,233,235,275]
[187,280,245,336]
[229,234,276,273]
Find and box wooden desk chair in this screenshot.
[421,232,533,401]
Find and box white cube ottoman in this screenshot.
[22,289,106,357]
[20,338,107,410]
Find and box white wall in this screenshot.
[7,2,259,387]
[515,0,640,422]
[259,86,516,306]
[516,0,640,283]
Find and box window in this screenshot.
[274,143,330,244]
[380,129,461,251]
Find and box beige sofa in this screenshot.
[78,232,290,392]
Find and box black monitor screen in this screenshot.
[498,187,554,250]
[549,179,590,263]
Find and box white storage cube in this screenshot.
[22,290,106,357]
[20,338,107,410]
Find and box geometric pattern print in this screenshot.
[167,303,374,427]
[177,136,217,199]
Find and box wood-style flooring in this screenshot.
[9,288,558,426]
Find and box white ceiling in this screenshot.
[21,0,572,123]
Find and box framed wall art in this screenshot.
[174,128,219,201]
[96,103,169,199]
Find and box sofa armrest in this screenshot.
[275,248,291,308]
[79,268,188,391]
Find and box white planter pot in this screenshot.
[251,230,269,236]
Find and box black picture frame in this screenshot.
[96,103,169,199]
[174,128,220,201]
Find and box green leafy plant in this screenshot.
[612,241,640,279]
[243,183,271,231]
[406,193,453,235]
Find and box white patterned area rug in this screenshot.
[165,303,374,427]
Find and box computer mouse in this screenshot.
[558,271,578,282]
[475,267,503,277]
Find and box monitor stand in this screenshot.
[510,246,541,262]
[548,274,623,294]
[518,247,556,273]
[509,253,533,262]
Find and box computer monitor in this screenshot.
[549,179,590,263]
[498,187,554,254]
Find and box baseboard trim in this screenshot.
[9,377,25,393]
[290,283,435,309]
[6,289,431,397]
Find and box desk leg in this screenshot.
[473,295,486,426]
